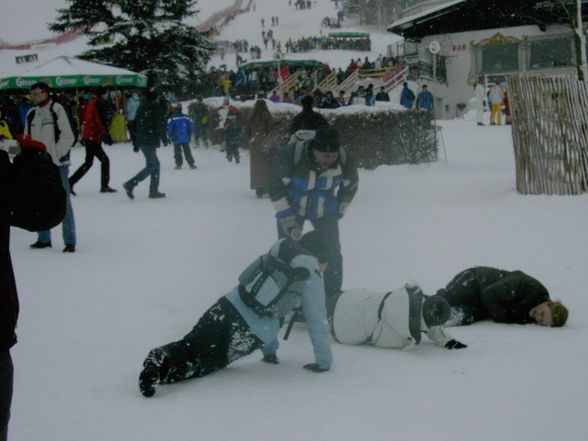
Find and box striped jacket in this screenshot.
[268,141,359,220]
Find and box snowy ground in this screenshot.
[3,1,588,440]
[8,119,588,441]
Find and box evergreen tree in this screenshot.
[49,0,213,96]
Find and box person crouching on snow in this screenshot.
[139,231,333,397]
[332,283,467,350]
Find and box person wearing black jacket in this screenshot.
[289,95,329,134]
[434,266,568,327]
[0,135,66,441]
[122,90,168,199]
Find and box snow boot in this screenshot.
[122,182,135,200]
[139,349,165,397]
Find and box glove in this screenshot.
[102,133,113,146]
[133,146,139,153]
[303,363,329,373]
[445,339,467,350]
[161,135,170,146]
[279,215,302,240]
[262,354,279,364]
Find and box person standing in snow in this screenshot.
[125,91,141,149]
[216,96,242,163]
[138,232,333,397]
[69,86,117,195]
[290,95,329,134]
[433,267,569,327]
[375,87,390,102]
[333,283,467,350]
[25,82,77,253]
[475,77,486,126]
[400,82,415,109]
[1,135,66,441]
[488,82,505,125]
[268,127,359,317]
[167,104,196,170]
[246,99,273,198]
[122,90,167,200]
[188,96,209,148]
[415,84,434,111]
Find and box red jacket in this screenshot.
[81,96,108,143]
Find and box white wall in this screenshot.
[414,23,576,118]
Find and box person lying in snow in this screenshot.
[433,267,568,327]
[139,232,332,397]
[332,283,467,350]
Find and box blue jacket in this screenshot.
[400,86,415,109]
[416,90,434,110]
[268,142,359,221]
[166,112,195,144]
[226,239,333,369]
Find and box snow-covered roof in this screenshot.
[21,55,141,76]
[387,0,467,33]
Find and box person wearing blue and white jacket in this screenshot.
[268,127,359,318]
[166,105,196,169]
[138,232,333,398]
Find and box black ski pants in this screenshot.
[277,213,342,317]
[434,268,486,326]
[69,140,111,189]
[147,297,262,384]
[173,143,195,167]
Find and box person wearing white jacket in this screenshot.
[332,283,467,350]
[488,82,505,126]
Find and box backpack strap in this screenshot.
[49,102,61,143]
[26,109,35,135]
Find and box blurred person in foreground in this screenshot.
[1,134,66,441]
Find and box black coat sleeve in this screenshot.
[479,272,549,324]
[4,148,66,232]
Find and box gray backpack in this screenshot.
[238,247,310,318]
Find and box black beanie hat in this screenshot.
[422,295,451,327]
[312,127,341,153]
[299,231,330,263]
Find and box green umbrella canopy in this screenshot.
[0,55,147,90]
[327,32,370,38]
[238,58,327,71]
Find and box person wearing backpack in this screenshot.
[268,127,359,318]
[138,231,333,397]
[25,82,77,253]
[69,86,117,194]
